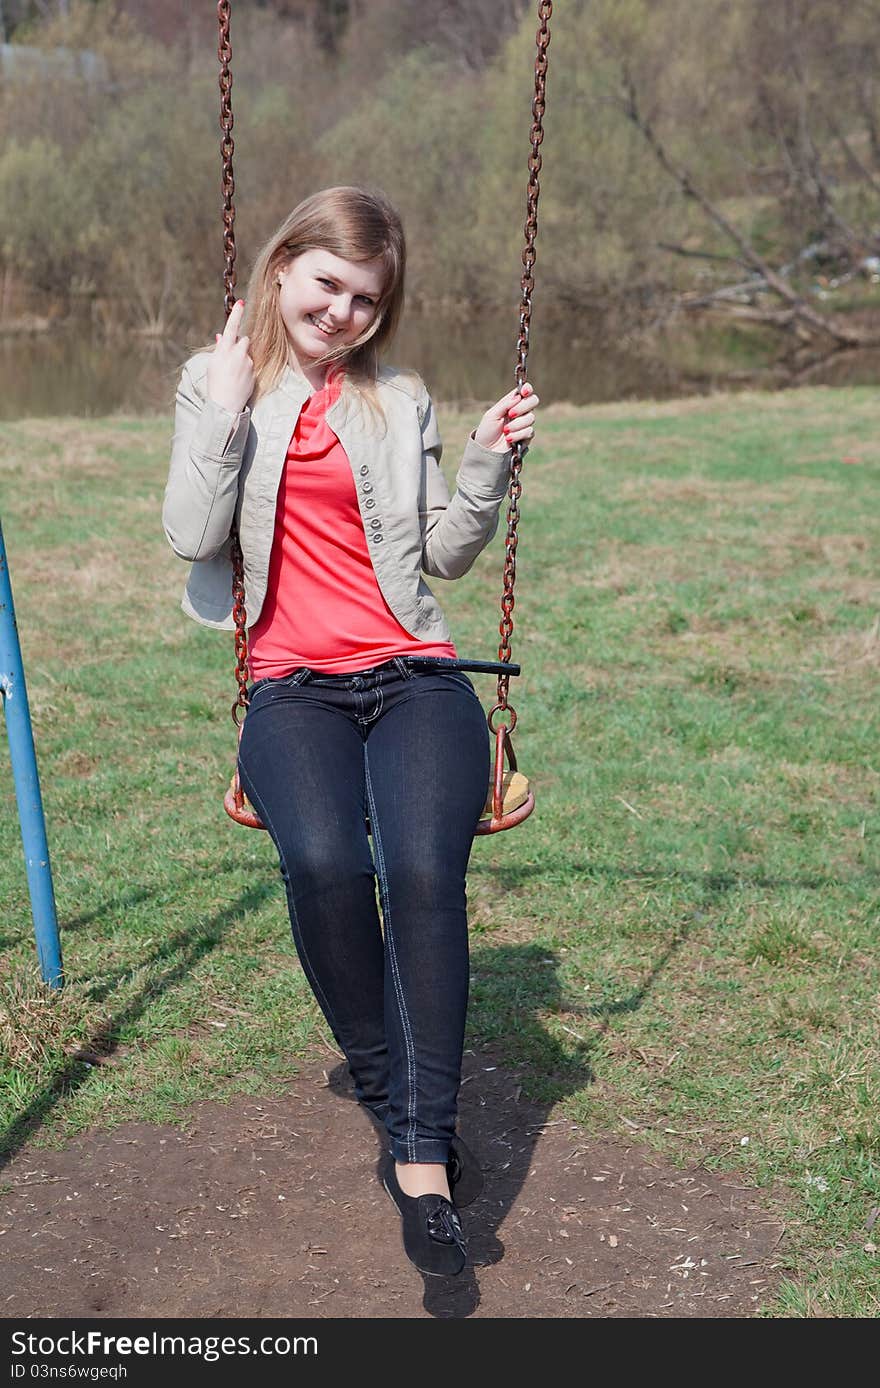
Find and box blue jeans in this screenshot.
[237,656,490,1165]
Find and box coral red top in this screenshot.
[248,370,458,678]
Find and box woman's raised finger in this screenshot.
[221,299,245,342]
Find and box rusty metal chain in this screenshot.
[218,0,237,318]
[490,0,552,733]
[230,530,250,725]
[218,2,249,724]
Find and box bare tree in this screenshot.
[607,0,880,357]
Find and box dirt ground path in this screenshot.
[1,1046,786,1319]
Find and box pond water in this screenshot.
[1,307,878,420]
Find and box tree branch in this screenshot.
[656,241,751,270]
[619,67,876,349]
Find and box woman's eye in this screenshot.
[319,277,373,305]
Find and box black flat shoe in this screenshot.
[382,1156,467,1277]
[447,1133,483,1207]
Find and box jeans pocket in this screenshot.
[249,670,311,703]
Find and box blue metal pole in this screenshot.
[0,516,63,989]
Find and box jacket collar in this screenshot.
[275,362,353,415]
[276,364,315,404]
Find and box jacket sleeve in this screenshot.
[162,353,252,562]
[418,383,516,580]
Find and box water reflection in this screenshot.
[0,331,185,420]
[1,308,878,420]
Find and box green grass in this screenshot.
[1,389,878,1317]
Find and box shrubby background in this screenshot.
[0,0,878,338]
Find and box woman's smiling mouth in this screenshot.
[307,314,339,336]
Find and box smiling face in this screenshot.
[276,247,386,378]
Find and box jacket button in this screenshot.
[371,533,384,544]
[362,482,373,493]
[370,518,382,529]
[365,498,375,509]
[360,466,369,476]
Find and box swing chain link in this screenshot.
[493,0,552,726]
[219,1,250,724]
[218,0,237,318]
[231,531,250,726]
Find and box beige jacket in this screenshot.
[162,352,515,639]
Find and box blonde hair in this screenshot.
[239,185,407,423]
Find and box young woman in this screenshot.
[163,185,539,1277]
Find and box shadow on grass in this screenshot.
[55,849,260,935]
[470,858,876,893]
[468,919,693,1098]
[424,925,692,1316]
[0,879,276,1166]
[60,884,162,932]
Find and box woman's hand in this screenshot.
[472,383,540,454]
[206,299,255,415]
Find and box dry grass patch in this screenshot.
[524,388,880,447]
[735,526,872,580]
[0,420,141,482]
[589,541,696,591]
[809,577,877,610]
[553,392,768,423]
[811,532,872,564]
[55,750,102,779]
[0,966,109,1071]
[811,616,880,677]
[619,475,840,507]
[827,434,880,464]
[15,535,184,622]
[773,759,879,801]
[540,402,598,422]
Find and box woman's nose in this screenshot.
[327,295,352,324]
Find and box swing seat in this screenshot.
[223,770,536,834]
[224,774,264,829]
[476,768,532,828]
[482,768,530,818]
[473,724,535,835]
[224,725,535,835]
